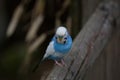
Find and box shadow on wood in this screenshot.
[29,60,54,80]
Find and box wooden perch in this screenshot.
[41,2,118,80]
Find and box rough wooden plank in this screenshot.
[43,2,119,80]
[75,2,119,80]
[75,15,113,80]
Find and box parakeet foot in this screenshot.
[55,60,64,67]
[61,59,67,67]
[55,59,67,67]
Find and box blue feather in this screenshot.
[54,35,72,53]
[47,35,72,60]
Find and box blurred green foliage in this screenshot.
[0,42,27,79]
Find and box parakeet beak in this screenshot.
[57,36,64,43]
[58,37,63,42]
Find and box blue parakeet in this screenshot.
[33,26,72,72]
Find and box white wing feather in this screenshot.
[43,41,55,59]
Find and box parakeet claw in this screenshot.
[61,59,67,67]
[55,60,63,67]
[55,59,67,67]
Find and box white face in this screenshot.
[55,27,68,44]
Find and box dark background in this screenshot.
[0,0,119,80]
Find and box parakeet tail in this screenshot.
[32,58,44,72]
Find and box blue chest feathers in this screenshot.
[53,36,72,53]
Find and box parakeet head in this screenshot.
[55,26,68,44]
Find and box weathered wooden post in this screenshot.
[39,2,119,80]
